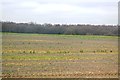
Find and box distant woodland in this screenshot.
[1,22,118,36]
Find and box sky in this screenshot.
[1,0,119,25]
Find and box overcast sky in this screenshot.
[1,0,119,24]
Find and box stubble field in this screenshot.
[2,33,118,78]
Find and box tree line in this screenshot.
[1,22,118,36]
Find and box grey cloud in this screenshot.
[1,0,118,24]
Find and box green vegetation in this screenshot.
[2,22,118,36]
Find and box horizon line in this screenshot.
[1,21,117,26]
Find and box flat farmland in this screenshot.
[2,33,118,78]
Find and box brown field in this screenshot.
[2,33,118,78]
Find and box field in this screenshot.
[2,33,118,78]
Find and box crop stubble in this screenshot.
[2,33,118,78]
